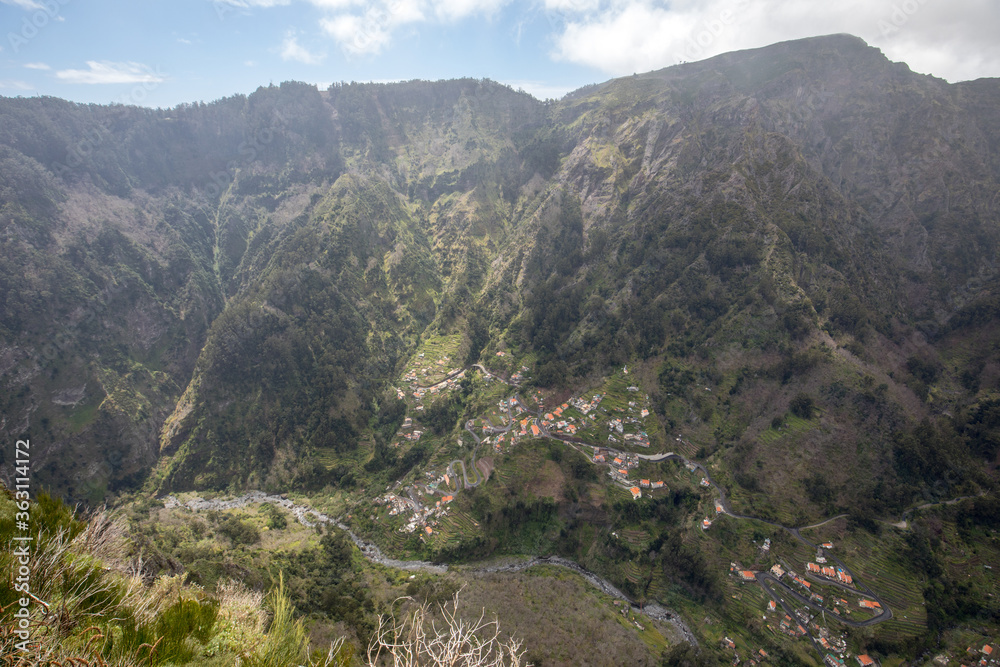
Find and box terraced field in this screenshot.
[759,413,816,445]
[802,526,927,641]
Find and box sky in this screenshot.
[1,0,998,108]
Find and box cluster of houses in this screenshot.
[791,573,813,592]
[395,417,424,446]
[814,630,846,655]
[822,655,879,667]
[724,554,877,666]
[719,636,771,666]
[397,354,468,420]
[623,432,650,446]
[509,365,530,384]
[380,492,417,517]
[375,470,458,534]
[540,404,581,436]
[777,612,808,639]
[822,651,878,666]
[959,643,997,667]
[571,393,605,415]
[806,562,854,586]
[587,447,669,498]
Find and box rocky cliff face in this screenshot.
[1,35,998,500]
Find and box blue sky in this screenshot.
[2,0,998,108]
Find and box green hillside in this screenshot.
[3,34,1000,665]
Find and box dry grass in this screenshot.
[367,590,525,667]
[455,570,672,667]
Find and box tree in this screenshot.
[789,393,815,419]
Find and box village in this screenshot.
[360,341,1000,666]
[720,537,907,667]
[373,345,669,539]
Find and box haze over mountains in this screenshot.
[6,32,1000,665]
[1,32,998,509]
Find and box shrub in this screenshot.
[789,393,815,419]
[261,503,288,530]
[217,516,261,545]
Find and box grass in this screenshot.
[66,401,101,435]
[455,565,676,666]
[799,521,928,643]
[759,412,816,444]
[403,333,464,385]
[0,491,335,667]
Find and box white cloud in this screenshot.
[199,0,999,82]
[546,0,1000,81]
[543,0,599,14]
[430,0,508,21]
[321,13,391,54]
[870,1,1000,82]
[552,0,772,75]
[320,0,425,55]
[55,61,165,85]
[227,0,504,57]
[280,33,326,63]
[308,0,363,9]
[24,62,50,70]
[1,0,44,9]
[550,0,1000,82]
[0,79,34,90]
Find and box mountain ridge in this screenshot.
[0,33,997,509]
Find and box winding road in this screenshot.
[426,365,901,648]
[634,445,894,640]
[215,362,946,656]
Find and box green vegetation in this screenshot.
[4,34,1000,665]
[0,490,344,666]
